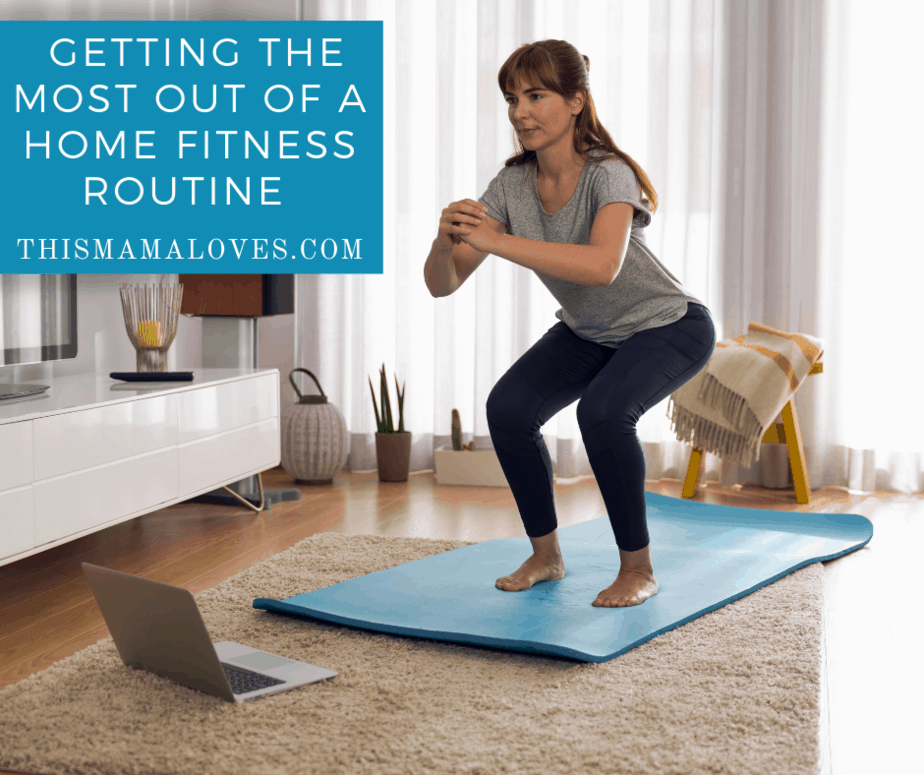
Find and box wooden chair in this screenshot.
[681,361,823,503]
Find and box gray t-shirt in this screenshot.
[478,150,707,347]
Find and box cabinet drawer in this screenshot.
[178,418,279,497]
[34,396,178,481]
[0,421,32,491]
[0,485,34,560]
[34,447,178,546]
[178,374,277,445]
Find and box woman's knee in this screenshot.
[575,396,598,429]
[486,373,539,432]
[576,393,637,441]
[576,392,618,430]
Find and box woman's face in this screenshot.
[504,78,583,153]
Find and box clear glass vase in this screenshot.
[119,283,184,372]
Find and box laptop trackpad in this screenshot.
[230,651,296,671]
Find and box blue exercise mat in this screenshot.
[253,493,872,663]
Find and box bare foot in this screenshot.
[592,567,659,607]
[496,553,565,591]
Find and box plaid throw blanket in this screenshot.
[667,322,824,468]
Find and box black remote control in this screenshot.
[110,372,194,382]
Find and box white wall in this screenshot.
[0,274,298,406]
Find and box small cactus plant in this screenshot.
[451,409,463,450]
[450,408,477,451]
[369,363,406,433]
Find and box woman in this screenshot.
[423,40,716,608]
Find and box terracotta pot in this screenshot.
[375,432,412,482]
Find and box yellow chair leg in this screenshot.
[682,447,704,498]
[781,397,811,504]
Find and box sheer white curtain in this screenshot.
[815,0,924,494]
[2,0,203,19]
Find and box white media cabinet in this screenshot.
[0,368,281,569]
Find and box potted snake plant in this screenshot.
[369,363,410,482]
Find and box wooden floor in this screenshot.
[0,466,920,775]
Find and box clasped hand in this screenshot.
[438,199,498,254]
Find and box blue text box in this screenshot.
[0,21,383,274]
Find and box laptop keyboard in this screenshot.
[221,662,286,695]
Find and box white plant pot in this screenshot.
[434,445,509,487]
[757,442,794,489]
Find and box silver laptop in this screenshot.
[82,562,337,703]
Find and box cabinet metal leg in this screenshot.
[221,472,266,513]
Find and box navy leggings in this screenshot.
[486,303,716,551]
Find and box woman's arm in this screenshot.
[460,202,635,287]
[424,207,508,297]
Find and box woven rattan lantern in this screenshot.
[281,368,350,485]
